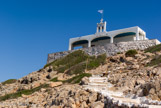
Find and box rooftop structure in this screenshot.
[69,18,148,50]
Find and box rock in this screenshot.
[149,88,155,95]
[119,57,126,62]
[31,82,41,88]
[132,64,140,69]
[49,82,62,88]
[158,90,161,99]
[82,95,88,101]
[89,92,97,103]
[126,57,133,61]
[80,101,88,108]
[145,52,154,57]
[136,79,145,85]
[57,73,65,80]
[135,54,142,58]
[91,101,104,108]
[137,89,144,97]
[40,88,46,92]
[155,81,160,92]
[80,77,89,85]
[68,97,76,108]
[157,68,161,78]
[21,77,29,84]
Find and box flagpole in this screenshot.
[98,10,104,22]
[102,12,103,21]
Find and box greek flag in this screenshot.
[98,10,103,14]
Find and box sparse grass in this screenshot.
[44,50,88,73]
[145,44,161,53]
[117,52,121,54]
[2,79,17,85]
[44,50,106,75]
[125,50,138,57]
[0,84,49,102]
[50,73,91,84]
[66,62,86,75]
[63,73,92,84]
[146,55,161,67]
[87,54,106,70]
[50,77,59,82]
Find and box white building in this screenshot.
[69,19,147,50]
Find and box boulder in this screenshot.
[158,90,161,99]
[136,89,144,97]
[80,101,88,108]
[155,81,160,92]
[136,79,145,85]
[149,88,155,95]
[89,92,97,103]
[91,101,104,108]
[80,77,89,85]
[49,82,62,88]
[126,57,133,61]
[31,82,41,88]
[131,64,140,69]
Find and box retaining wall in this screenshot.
[47,39,160,64]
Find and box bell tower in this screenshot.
[96,18,107,33]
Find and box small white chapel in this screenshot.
[69,11,148,50]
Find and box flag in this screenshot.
[98,10,103,14]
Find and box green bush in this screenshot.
[125,50,138,57]
[50,77,58,82]
[145,44,161,53]
[146,55,161,67]
[117,52,121,54]
[63,73,92,84]
[50,73,92,84]
[87,54,106,70]
[44,50,106,75]
[2,79,17,85]
[0,84,49,102]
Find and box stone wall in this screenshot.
[47,39,160,64]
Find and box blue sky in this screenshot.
[0,0,161,82]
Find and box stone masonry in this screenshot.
[47,39,160,64]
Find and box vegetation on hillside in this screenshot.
[145,44,161,53]
[2,79,17,85]
[0,84,49,102]
[146,55,161,67]
[125,50,138,57]
[44,50,106,75]
[50,73,92,84]
[64,73,91,84]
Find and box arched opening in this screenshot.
[72,40,88,49]
[91,36,110,47]
[114,32,136,43]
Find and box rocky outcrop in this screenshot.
[0,85,105,108]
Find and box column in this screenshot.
[143,35,145,40]
[88,40,91,47]
[68,43,72,50]
[104,21,107,32]
[96,27,99,33]
[143,33,146,40]
[110,37,113,43]
[100,26,102,32]
[136,28,139,41]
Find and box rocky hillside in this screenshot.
[1,44,161,107]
